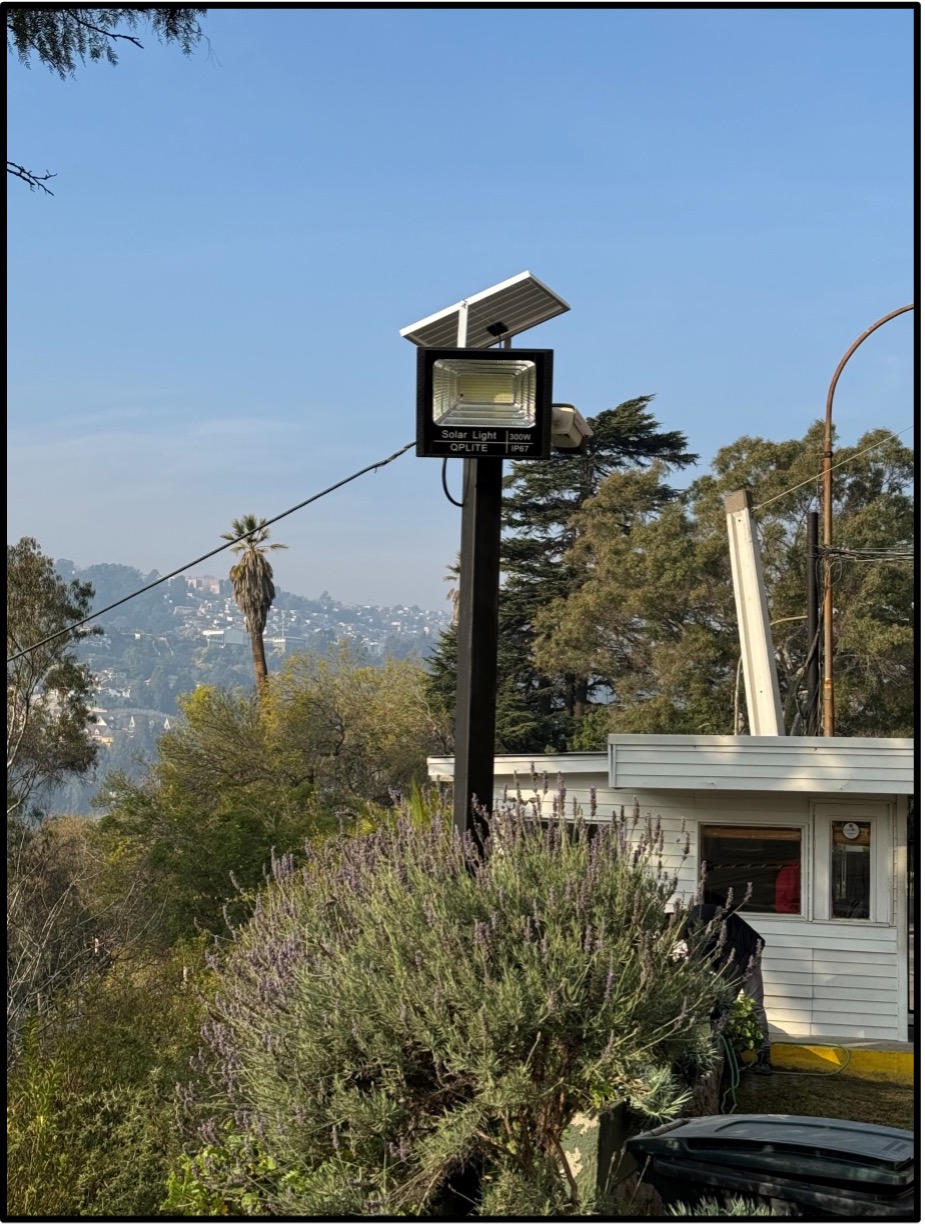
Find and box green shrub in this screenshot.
[171,799,730,1216]
[7,941,211,1217]
[722,993,766,1056]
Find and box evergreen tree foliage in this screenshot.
[167,796,729,1217]
[7,537,100,818]
[7,6,205,75]
[534,425,914,737]
[427,397,696,753]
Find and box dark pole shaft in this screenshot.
[805,511,819,736]
[452,456,503,843]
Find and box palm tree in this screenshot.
[221,515,287,692]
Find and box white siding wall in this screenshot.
[490,772,905,1042]
[425,755,909,1041]
[608,734,914,794]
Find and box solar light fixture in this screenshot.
[400,271,580,844]
[416,347,553,459]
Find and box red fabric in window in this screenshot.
[775,860,801,913]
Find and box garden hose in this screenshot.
[719,1033,741,1113]
[722,1041,854,1115]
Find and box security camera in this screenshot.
[551,403,592,451]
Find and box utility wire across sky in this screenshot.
[8,424,913,664]
[8,441,416,664]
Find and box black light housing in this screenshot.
[416,347,553,459]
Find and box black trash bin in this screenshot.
[625,1114,916,1218]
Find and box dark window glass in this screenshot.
[831,821,871,919]
[701,825,802,915]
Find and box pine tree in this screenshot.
[533,425,913,738]
[427,397,696,752]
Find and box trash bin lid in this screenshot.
[626,1114,914,1191]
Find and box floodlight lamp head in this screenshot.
[551,404,593,451]
[416,347,553,459]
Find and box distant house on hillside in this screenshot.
[187,575,222,595]
[87,715,114,746]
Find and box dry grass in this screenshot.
[731,1066,914,1132]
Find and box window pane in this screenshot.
[831,821,871,919]
[701,825,802,914]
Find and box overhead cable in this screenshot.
[751,426,913,512]
[8,441,416,664]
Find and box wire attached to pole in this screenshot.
[441,458,465,507]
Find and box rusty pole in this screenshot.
[820,303,914,736]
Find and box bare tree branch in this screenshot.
[62,10,144,52]
[6,161,56,194]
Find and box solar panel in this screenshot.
[400,271,570,349]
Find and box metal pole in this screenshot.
[820,303,913,736]
[451,319,506,844]
[805,510,819,736]
[452,456,503,844]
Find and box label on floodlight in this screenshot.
[423,426,544,457]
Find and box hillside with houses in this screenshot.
[48,560,451,815]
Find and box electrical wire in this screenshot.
[824,547,914,563]
[751,426,913,512]
[441,457,465,507]
[8,440,416,664]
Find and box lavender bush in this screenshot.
[167,795,730,1216]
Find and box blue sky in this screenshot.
[8,5,915,610]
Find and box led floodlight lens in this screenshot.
[457,371,515,405]
[432,358,537,428]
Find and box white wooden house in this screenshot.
[428,734,914,1042]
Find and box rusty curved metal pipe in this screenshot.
[820,303,914,736]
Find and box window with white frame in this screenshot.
[700,825,804,915]
[813,803,891,924]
